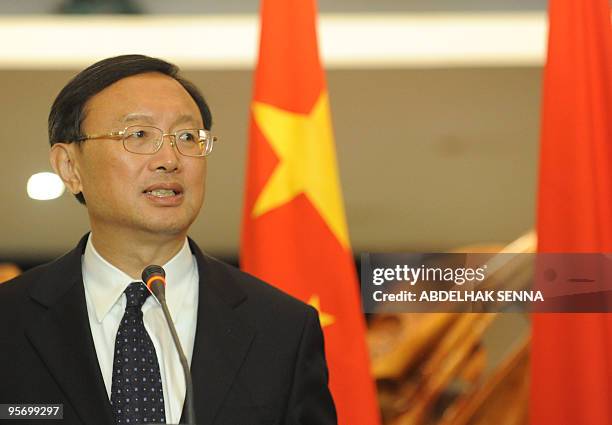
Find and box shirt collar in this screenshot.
[82,234,195,323]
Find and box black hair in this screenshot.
[48,54,213,204]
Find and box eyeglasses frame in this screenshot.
[76,125,219,157]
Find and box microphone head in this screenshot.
[142,264,165,282]
[142,265,166,299]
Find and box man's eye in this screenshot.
[179,132,196,142]
[126,130,145,138]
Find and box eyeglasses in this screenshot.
[77,125,219,157]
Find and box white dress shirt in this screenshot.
[82,234,199,424]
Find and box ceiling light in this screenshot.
[27,172,65,200]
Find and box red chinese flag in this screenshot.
[240,0,381,424]
[532,0,612,424]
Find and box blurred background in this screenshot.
[0,0,543,263]
[0,1,547,424]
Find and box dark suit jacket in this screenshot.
[0,234,337,425]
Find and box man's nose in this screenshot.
[151,134,180,172]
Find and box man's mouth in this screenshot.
[146,189,178,198]
[142,183,184,199]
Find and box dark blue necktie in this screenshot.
[110,282,166,424]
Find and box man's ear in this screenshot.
[49,143,84,196]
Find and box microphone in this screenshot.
[142,265,196,425]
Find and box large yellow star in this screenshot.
[251,91,350,249]
[307,295,335,328]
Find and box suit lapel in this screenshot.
[181,241,255,425]
[25,235,114,425]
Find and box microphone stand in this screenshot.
[144,266,196,425]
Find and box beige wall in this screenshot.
[0,67,540,258]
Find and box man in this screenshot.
[0,55,337,425]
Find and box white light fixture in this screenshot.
[27,172,65,200]
[0,13,547,69]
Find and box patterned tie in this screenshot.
[110,282,166,424]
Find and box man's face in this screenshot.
[70,72,207,237]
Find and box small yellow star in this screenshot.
[251,91,350,249]
[307,295,335,328]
